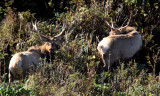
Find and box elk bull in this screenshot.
[9,22,66,83]
[97,18,142,69]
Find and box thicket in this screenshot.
[0,0,160,95]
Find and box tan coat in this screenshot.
[9,51,41,80]
[97,30,142,68]
[9,36,55,83]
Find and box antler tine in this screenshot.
[121,17,128,27]
[126,12,132,26]
[54,21,67,38]
[62,21,67,32]
[32,21,40,33]
[31,21,49,40]
[121,12,132,28]
[111,23,114,29]
[105,19,115,30]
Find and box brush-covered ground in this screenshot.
[0,0,160,96]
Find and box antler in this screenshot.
[31,21,51,41]
[54,21,67,38]
[121,12,132,28]
[104,19,115,30]
[54,20,78,40]
[31,21,69,41]
[32,21,40,33]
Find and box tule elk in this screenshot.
[97,18,142,69]
[9,22,66,83]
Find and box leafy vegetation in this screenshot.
[0,0,160,95]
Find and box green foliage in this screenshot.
[0,82,30,96]
[124,0,137,5]
[0,7,5,21]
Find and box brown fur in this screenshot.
[109,26,136,35]
[27,43,50,57]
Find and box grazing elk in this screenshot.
[9,22,66,83]
[97,17,142,69]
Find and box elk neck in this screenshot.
[27,43,49,58]
[40,43,50,57]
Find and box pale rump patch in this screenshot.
[97,38,112,54]
[9,53,23,69]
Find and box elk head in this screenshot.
[105,13,133,35]
[32,21,66,57]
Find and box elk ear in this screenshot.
[40,35,51,42]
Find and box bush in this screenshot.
[0,82,30,96]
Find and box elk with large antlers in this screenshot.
[8,22,66,83]
[97,16,142,69]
